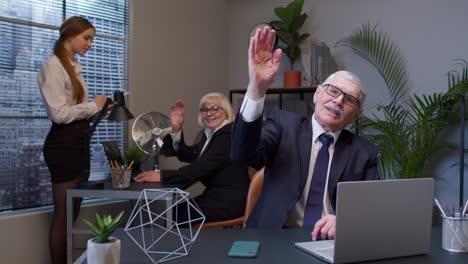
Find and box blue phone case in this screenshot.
[228,241,260,258]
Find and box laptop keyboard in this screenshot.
[295,240,335,262]
[315,247,334,259]
[313,240,334,260]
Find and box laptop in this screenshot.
[295,178,434,263]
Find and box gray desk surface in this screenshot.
[79,227,467,264]
[67,176,189,264]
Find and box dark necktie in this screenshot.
[303,133,334,227]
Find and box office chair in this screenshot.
[196,167,264,228]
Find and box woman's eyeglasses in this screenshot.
[200,105,221,115]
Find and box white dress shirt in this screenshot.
[38,55,97,124]
[239,95,341,227]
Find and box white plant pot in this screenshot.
[87,237,121,264]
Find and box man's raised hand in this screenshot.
[247,26,282,101]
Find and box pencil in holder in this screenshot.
[111,168,131,189]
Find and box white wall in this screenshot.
[0,202,128,264]
[227,0,468,204]
[129,0,228,164]
[128,0,228,198]
[0,210,52,263]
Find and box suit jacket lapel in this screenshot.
[196,133,207,159]
[298,117,313,190]
[198,123,230,159]
[328,130,352,204]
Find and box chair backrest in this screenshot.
[242,167,264,228]
[195,167,264,229]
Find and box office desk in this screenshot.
[77,227,467,264]
[67,179,187,264]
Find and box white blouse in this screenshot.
[38,55,97,124]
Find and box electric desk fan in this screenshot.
[132,112,171,171]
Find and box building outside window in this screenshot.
[0,0,128,210]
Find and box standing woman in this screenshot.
[38,16,107,263]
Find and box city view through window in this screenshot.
[0,0,128,210]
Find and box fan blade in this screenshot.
[131,111,171,156]
[152,127,172,137]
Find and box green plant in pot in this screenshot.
[270,0,310,88]
[125,145,143,175]
[84,211,124,264]
[336,23,468,179]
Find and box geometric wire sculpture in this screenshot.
[124,188,205,263]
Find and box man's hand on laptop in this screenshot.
[311,214,336,241]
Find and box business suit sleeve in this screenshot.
[231,108,283,169]
[161,135,177,157]
[161,131,200,163]
[162,130,231,184]
[364,144,379,180]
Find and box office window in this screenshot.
[0,0,128,210]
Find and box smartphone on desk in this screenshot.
[228,241,260,258]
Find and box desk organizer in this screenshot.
[442,213,468,252]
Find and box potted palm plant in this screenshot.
[270,0,310,88]
[83,211,124,264]
[336,23,468,179]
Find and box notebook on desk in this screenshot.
[295,178,434,264]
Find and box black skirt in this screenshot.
[43,120,90,183]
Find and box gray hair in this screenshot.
[198,92,235,126]
[323,70,366,106]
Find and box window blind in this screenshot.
[0,0,128,210]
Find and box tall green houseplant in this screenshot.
[336,23,468,179]
[270,0,310,71]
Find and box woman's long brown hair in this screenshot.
[53,16,95,103]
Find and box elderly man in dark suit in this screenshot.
[231,27,379,240]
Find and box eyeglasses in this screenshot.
[200,105,222,115]
[322,84,360,107]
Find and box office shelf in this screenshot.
[229,87,317,110]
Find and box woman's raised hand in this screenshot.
[170,99,184,133]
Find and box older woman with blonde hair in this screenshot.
[135,92,250,223]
